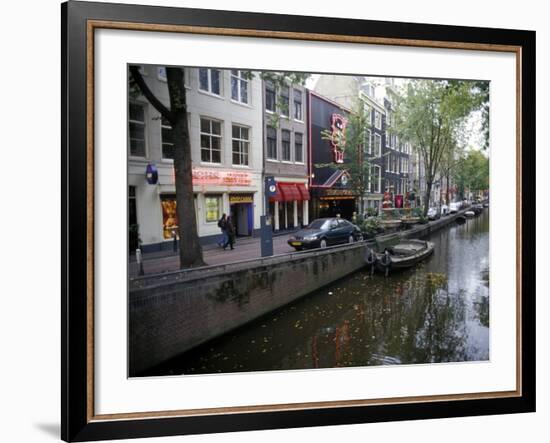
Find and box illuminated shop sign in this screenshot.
[329,114,347,164]
[192,168,251,186]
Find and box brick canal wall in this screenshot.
[129,242,368,375]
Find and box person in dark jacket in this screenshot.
[223,216,236,250]
[217,213,227,247]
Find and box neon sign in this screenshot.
[329,114,347,163]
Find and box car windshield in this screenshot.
[307,219,329,230]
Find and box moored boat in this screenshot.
[364,237,435,276]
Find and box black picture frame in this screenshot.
[62,1,536,441]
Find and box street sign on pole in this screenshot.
[261,176,276,257]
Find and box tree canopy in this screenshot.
[393,79,488,212]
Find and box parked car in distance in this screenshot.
[441,204,449,216]
[449,202,460,213]
[427,207,441,220]
[287,217,362,250]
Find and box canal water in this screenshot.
[149,210,490,376]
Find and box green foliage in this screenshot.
[360,217,382,239]
[392,79,488,215]
[365,207,378,217]
[453,150,489,197]
[412,207,423,217]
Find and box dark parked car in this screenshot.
[287,217,362,250]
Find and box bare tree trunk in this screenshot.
[445,173,450,205]
[424,180,433,217]
[166,68,205,268]
[129,65,205,268]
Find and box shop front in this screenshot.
[229,193,254,237]
[311,188,357,220]
[130,164,262,252]
[268,181,310,231]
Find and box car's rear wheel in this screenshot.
[320,238,327,249]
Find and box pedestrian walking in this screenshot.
[223,216,236,250]
[217,213,227,247]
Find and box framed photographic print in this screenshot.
[62,1,536,441]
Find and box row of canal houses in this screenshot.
[128,66,416,253]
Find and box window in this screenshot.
[200,118,222,163]
[374,133,381,157]
[364,129,372,155]
[372,165,381,193]
[386,110,392,127]
[364,104,372,125]
[158,67,189,85]
[363,83,375,97]
[161,116,174,160]
[158,66,167,81]
[232,125,250,166]
[280,86,290,117]
[204,195,222,223]
[129,102,146,157]
[281,129,291,161]
[385,154,390,172]
[267,126,277,160]
[231,70,249,104]
[265,81,276,112]
[385,130,389,148]
[293,89,303,120]
[295,132,303,163]
[198,68,221,95]
[374,111,382,129]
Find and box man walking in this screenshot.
[217,213,227,247]
[223,215,236,250]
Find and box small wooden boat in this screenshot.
[365,237,434,276]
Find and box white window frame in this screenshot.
[128,101,147,158]
[293,88,303,121]
[280,85,290,118]
[200,117,222,164]
[281,129,292,162]
[385,130,389,148]
[294,132,304,164]
[265,81,277,113]
[374,111,382,130]
[365,129,372,155]
[230,70,249,105]
[231,124,250,166]
[160,116,174,161]
[372,165,381,193]
[374,133,381,157]
[266,125,278,161]
[198,68,222,96]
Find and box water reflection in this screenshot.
[147,210,490,376]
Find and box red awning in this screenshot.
[269,184,284,202]
[278,183,302,202]
[296,183,310,201]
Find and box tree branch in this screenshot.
[129,66,173,121]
